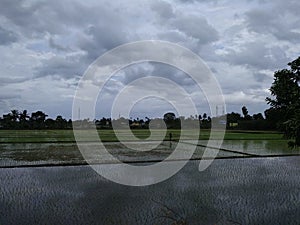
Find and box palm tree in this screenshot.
[19,110,30,128]
[10,110,19,122]
[19,110,29,122]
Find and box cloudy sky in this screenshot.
[0,0,299,119]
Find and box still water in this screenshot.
[0,157,299,224]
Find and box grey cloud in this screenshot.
[103,62,200,100]
[78,23,129,62]
[1,0,300,118]
[123,62,199,88]
[150,62,199,87]
[0,76,27,85]
[0,0,125,39]
[150,1,219,46]
[116,63,154,85]
[4,0,132,78]
[253,72,271,83]
[223,42,288,70]
[0,26,18,45]
[177,0,219,3]
[49,37,72,52]
[171,15,219,45]
[157,30,187,43]
[151,0,175,19]
[245,7,300,42]
[34,54,86,79]
[0,0,62,36]
[0,93,21,100]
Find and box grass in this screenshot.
[0,129,284,143]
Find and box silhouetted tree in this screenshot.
[266,56,300,147]
[198,114,202,121]
[163,112,176,121]
[19,110,29,122]
[242,106,248,117]
[226,112,242,129]
[30,111,48,129]
[10,110,19,122]
[2,113,15,128]
[19,110,30,128]
[242,106,252,120]
[253,113,264,120]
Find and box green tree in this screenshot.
[30,111,48,129]
[253,113,264,120]
[10,110,19,122]
[56,115,67,129]
[163,112,178,129]
[242,106,252,120]
[227,112,242,129]
[266,57,300,147]
[19,110,29,122]
[163,112,176,121]
[19,110,30,129]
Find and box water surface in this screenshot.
[0,156,299,225]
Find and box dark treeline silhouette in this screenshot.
[0,107,277,131]
[0,110,72,129]
[61,112,213,130]
[227,106,278,130]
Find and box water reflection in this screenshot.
[0,140,299,167]
[219,140,300,156]
[0,157,299,224]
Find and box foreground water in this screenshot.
[0,156,299,225]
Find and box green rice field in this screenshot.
[0,129,284,143]
[0,129,299,167]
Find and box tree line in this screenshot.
[0,110,72,129]
[0,106,283,131]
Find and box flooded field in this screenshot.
[0,139,299,167]
[0,130,299,224]
[0,157,299,225]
